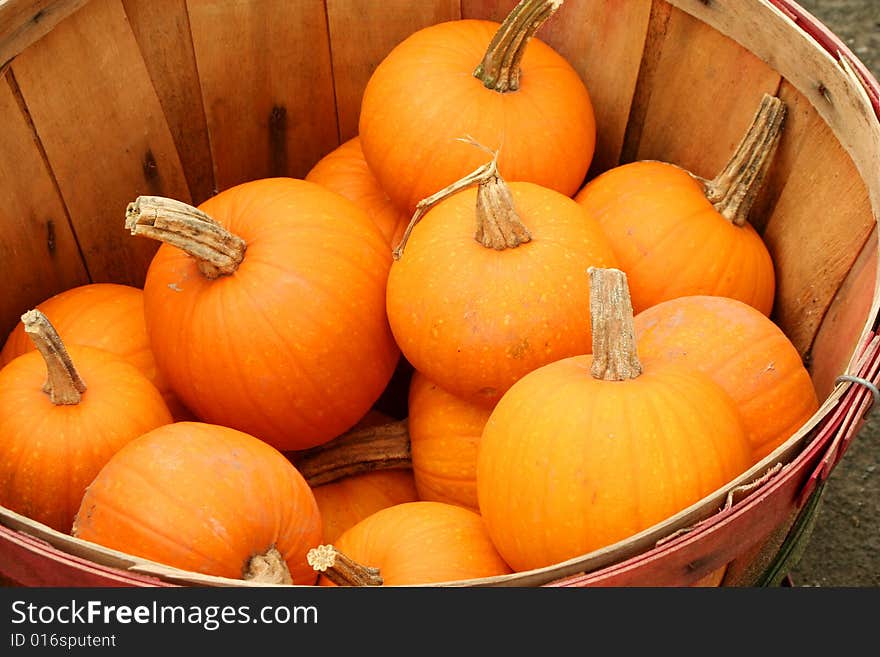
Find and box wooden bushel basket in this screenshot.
[0,0,878,587]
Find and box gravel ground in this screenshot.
[785,0,880,588]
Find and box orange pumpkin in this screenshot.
[73,421,323,585]
[407,370,491,512]
[0,283,191,421]
[575,94,784,315]
[0,310,172,533]
[359,0,595,216]
[309,501,512,586]
[634,294,819,462]
[385,159,618,408]
[476,268,752,572]
[126,179,400,451]
[305,136,409,249]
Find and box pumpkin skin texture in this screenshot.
[312,470,419,544]
[135,178,400,451]
[318,501,512,586]
[633,295,819,462]
[476,354,752,572]
[73,422,323,585]
[407,370,492,512]
[0,333,172,533]
[305,136,409,249]
[575,160,776,316]
[386,181,618,407]
[0,283,191,421]
[359,16,595,216]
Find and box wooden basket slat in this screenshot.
[621,3,783,179]
[122,0,215,205]
[0,71,90,340]
[0,0,88,67]
[8,0,191,287]
[325,0,461,143]
[186,0,339,191]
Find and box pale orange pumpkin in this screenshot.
[126,179,400,452]
[0,310,172,533]
[305,136,409,249]
[386,159,618,408]
[73,421,323,585]
[476,268,753,572]
[359,0,595,216]
[309,501,512,586]
[634,294,819,462]
[0,282,191,421]
[575,94,784,315]
[407,370,491,512]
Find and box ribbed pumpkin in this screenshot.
[305,136,409,249]
[308,501,512,586]
[407,370,492,512]
[125,178,400,452]
[73,421,323,585]
[575,94,784,316]
[386,158,618,407]
[634,295,819,462]
[0,310,172,533]
[0,283,190,421]
[359,0,595,216]
[476,268,753,572]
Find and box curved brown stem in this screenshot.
[125,196,246,279]
[702,94,786,226]
[588,267,642,381]
[288,419,411,487]
[307,544,383,586]
[473,0,563,92]
[21,309,86,405]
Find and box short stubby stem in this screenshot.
[243,546,293,585]
[588,267,643,381]
[307,544,384,586]
[21,309,87,405]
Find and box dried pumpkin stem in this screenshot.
[393,140,531,259]
[474,0,563,92]
[21,309,87,405]
[588,267,642,381]
[289,419,411,487]
[702,94,786,227]
[307,544,384,586]
[243,546,293,585]
[125,195,247,279]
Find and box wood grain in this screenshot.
[122,0,215,204]
[0,0,88,67]
[326,0,460,142]
[10,0,191,287]
[0,71,89,340]
[187,0,339,190]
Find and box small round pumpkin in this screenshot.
[73,421,323,585]
[633,294,819,461]
[308,501,512,586]
[476,268,753,572]
[126,179,400,451]
[359,0,595,216]
[305,136,409,249]
[0,310,172,533]
[386,160,618,407]
[0,283,191,421]
[575,94,784,315]
[407,370,492,512]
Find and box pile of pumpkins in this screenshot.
[0,0,819,587]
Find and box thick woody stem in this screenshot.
[702,94,786,226]
[289,419,411,487]
[125,196,246,279]
[243,546,293,585]
[473,0,563,92]
[21,309,87,405]
[588,267,642,381]
[307,544,384,586]
[393,140,530,259]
